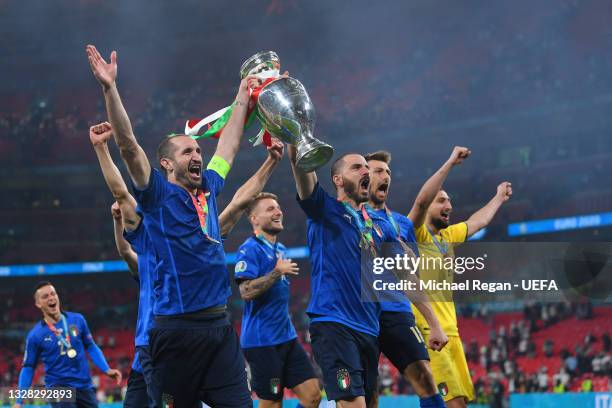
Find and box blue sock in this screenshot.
[420,394,446,408]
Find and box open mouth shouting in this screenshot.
[188,161,202,182]
[359,175,370,191]
[440,209,451,223]
[375,182,389,199]
[47,300,59,313]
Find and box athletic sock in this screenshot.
[420,394,446,407]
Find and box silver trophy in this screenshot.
[240,51,334,172]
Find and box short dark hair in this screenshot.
[330,153,362,179]
[330,153,364,190]
[364,150,391,164]
[156,135,183,177]
[34,281,53,299]
[246,192,279,216]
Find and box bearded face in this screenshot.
[162,136,203,191]
[250,198,284,235]
[367,159,391,206]
[335,154,371,204]
[428,190,452,229]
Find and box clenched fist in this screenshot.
[89,122,113,146]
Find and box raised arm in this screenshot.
[408,146,471,228]
[238,258,299,301]
[90,122,140,232]
[86,45,151,189]
[465,181,512,237]
[213,76,259,167]
[287,144,318,200]
[219,139,284,237]
[111,203,139,280]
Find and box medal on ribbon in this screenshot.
[427,227,451,259]
[342,202,379,258]
[45,314,77,359]
[383,206,401,240]
[190,189,219,243]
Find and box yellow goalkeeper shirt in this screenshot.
[413,222,468,337]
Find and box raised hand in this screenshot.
[267,138,284,162]
[89,121,113,146]
[235,75,259,108]
[111,202,122,220]
[447,146,471,166]
[496,181,513,202]
[86,45,117,89]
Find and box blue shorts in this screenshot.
[50,387,98,408]
[309,321,378,405]
[150,313,252,408]
[379,311,429,372]
[243,338,316,401]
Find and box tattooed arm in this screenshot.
[238,258,299,301]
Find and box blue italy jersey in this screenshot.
[297,183,399,337]
[23,312,95,388]
[134,167,230,316]
[374,209,419,313]
[234,236,297,348]
[123,220,156,347]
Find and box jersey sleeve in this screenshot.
[22,331,40,368]
[78,314,95,348]
[414,223,429,242]
[203,155,230,196]
[123,220,146,254]
[441,222,468,244]
[234,245,262,282]
[297,182,332,221]
[133,168,174,212]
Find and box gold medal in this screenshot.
[67,348,77,358]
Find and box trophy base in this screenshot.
[296,143,334,173]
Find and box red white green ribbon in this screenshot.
[184,77,277,146]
